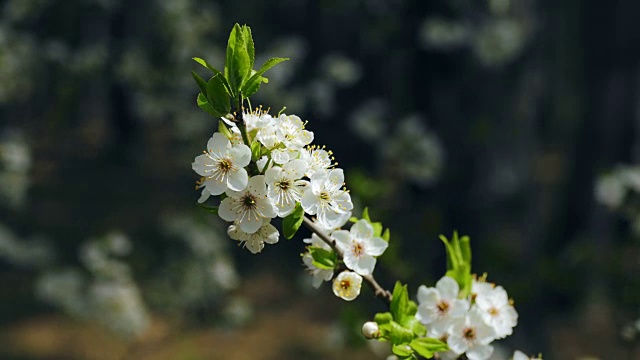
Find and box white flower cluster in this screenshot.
[415,276,518,360]
[192,110,353,253]
[192,110,391,301]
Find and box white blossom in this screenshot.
[361,321,380,339]
[447,308,496,360]
[265,159,308,217]
[300,146,333,177]
[302,252,334,288]
[275,114,314,150]
[416,276,469,336]
[512,350,542,360]
[473,282,518,339]
[192,132,251,197]
[301,168,353,228]
[332,219,388,276]
[332,270,362,301]
[218,175,276,233]
[227,221,279,254]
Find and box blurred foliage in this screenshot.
[0,0,639,359]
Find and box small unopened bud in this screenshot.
[361,321,380,339]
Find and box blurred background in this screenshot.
[0,0,639,359]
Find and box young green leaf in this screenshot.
[390,282,410,323]
[242,25,255,70]
[250,140,261,162]
[282,203,305,240]
[191,71,208,95]
[409,338,449,358]
[225,23,251,96]
[206,74,231,117]
[362,207,371,222]
[308,247,337,269]
[218,120,233,139]
[371,221,383,237]
[392,344,414,358]
[382,228,391,242]
[192,57,231,94]
[197,93,220,117]
[241,57,289,97]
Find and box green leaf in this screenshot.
[390,282,409,322]
[308,247,337,270]
[382,228,391,242]
[371,222,383,237]
[349,216,358,223]
[218,120,233,139]
[242,25,255,70]
[225,23,251,96]
[380,321,415,344]
[197,93,219,117]
[206,75,231,117]
[197,204,218,215]
[362,207,371,222]
[409,338,449,358]
[241,57,289,97]
[374,312,393,325]
[191,71,207,95]
[282,203,305,240]
[192,57,231,94]
[251,140,261,162]
[392,344,414,357]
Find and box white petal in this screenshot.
[271,149,289,164]
[207,132,231,153]
[284,159,308,179]
[204,177,227,196]
[226,167,248,192]
[353,254,376,276]
[274,201,296,218]
[417,285,437,304]
[366,236,388,257]
[332,191,353,212]
[229,143,252,168]
[351,219,374,239]
[301,189,319,215]
[447,334,468,355]
[436,276,460,300]
[330,230,351,252]
[264,166,284,184]
[327,168,344,191]
[218,198,237,222]
[310,170,328,193]
[239,216,264,234]
[466,345,493,360]
[449,299,470,318]
[244,238,264,254]
[197,189,211,203]
[261,223,280,244]
[192,154,211,176]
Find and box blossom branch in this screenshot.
[302,216,393,303]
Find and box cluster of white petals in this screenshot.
[192,109,356,258]
[416,276,518,360]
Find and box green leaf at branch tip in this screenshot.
[218,120,233,139]
[362,207,371,222]
[225,23,252,97]
[192,57,231,94]
[197,204,218,215]
[440,231,473,298]
[374,312,393,325]
[390,282,412,324]
[242,25,255,70]
[349,216,358,223]
[409,338,449,358]
[282,202,305,240]
[308,247,337,270]
[241,57,289,98]
[205,74,231,117]
[382,228,391,242]
[191,71,207,95]
[392,344,414,358]
[371,221,383,237]
[197,93,220,117]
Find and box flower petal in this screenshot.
[366,236,388,256]
[226,167,248,192]
[229,143,252,168]
[218,198,237,222]
[351,219,374,239]
[436,276,460,300]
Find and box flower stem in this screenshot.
[302,216,393,304]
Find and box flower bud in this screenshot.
[361,321,380,339]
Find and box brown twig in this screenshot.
[302,216,393,304]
